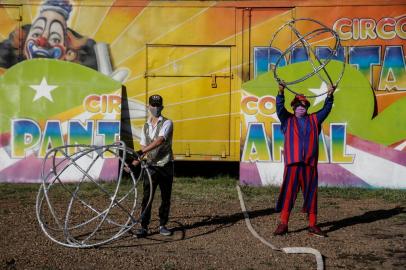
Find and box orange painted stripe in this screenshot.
[0,7,20,37]
[375,91,406,113]
[93,0,150,42]
[120,5,289,83]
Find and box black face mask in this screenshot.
[149,106,163,117]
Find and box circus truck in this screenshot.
[0,0,405,188]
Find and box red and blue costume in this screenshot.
[275,93,333,227]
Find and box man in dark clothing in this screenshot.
[274,82,335,237]
[128,94,174,238]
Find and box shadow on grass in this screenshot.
[171,207,276,234]
[105,207,276,248]
[321,206,405,233]
[290,206,405,234]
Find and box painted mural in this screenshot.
[0,59,122,182]
[0,0,124,182]
[0,0,245,181]
[0,1,404,187]
[240,6,406,188]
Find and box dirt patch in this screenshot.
[1,184,405,270]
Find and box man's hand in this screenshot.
[131,159,140,167]
[278,81,286,95]
[123,159,140,173]
[123,165,131,173]
[327,84,336,97]
[136,150,144,159]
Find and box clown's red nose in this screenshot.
[36,36,49,47]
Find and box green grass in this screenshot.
[173,177,239,201]
[0,177,405,204]
[0,183,39,200]
[318,186,406,203]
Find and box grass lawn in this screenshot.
[1,177,405,203]
[1,177,405,270]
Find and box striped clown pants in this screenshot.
[276,163,318,215]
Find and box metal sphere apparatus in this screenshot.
[270,18,346,97]
[36,141,152,248]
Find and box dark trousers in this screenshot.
[140,162,173,228]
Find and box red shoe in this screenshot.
[308,225,327,237]
[273,223,288,236]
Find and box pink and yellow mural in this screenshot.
[240,5,406,188]
[0,1,404,187]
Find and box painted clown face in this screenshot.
[24,10,67,59]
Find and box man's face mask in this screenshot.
[149,106,163,117]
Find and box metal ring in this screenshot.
[36,141,154,248]
[270,18,346,97]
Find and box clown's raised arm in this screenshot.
[315,84,336,124]
[276,83,293,127]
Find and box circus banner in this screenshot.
[0,1,405,187]
[0,0,243,173]
[240,6,406,188]
[0,59,122,182]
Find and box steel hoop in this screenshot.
[269,18,346,97]
[36,141,154,248]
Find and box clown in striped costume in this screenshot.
[273,83,336,237]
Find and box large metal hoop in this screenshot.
[270,18,346,97]
[36,141,154,248]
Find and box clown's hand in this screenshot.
[327,84,336,97]
[278,80,286,95]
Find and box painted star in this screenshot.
[308,81,339,106]
[29,77,58,102]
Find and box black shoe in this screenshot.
[135,227,148,238]
[159,226,172,236]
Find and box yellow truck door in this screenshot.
[146,44,234,160]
